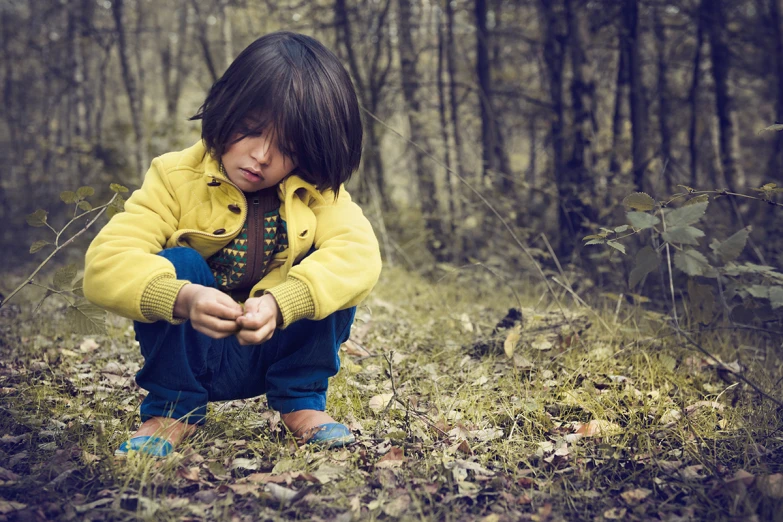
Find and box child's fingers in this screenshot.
[236,323,275,346]
[236,312,270,330]
[199,288,243,319]
[193,314,240,337]
[200,300,243,321]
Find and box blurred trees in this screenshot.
[1,0,782,273]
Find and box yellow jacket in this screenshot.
[84,141,382,328]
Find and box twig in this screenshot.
[1,195,117,308]
[672,325,783,409]
[660,208,680,330]
[374,351,400,438]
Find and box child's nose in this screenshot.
[250,142,271,165]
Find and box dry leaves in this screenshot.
[376,447,405,469]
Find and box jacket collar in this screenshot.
[192,140,324,203]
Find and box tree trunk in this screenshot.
[333,0,392,208]
[654,4,673,193]
[191,0,219,84]
[221,0,234,69]
[397,0,445,257]
[445,0,467,260]
[689,0,706,188]
[537,0,567,252]
[707,0,746,191]
[160,3,192,120]
[609,43,627,177]
[475,0,493,185]
[561,0,597,255]
[769,0,783,180]
[624,0,648,192]
[111,0,147,177]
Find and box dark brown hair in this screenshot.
[191,31,363,195]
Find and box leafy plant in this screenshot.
[0,183,128,334]
[584,183,783,326]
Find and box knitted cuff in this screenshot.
[266,277,316,328]
[140,275,191,324]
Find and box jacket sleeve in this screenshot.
[83,158,190,323]
[267,188,382,328]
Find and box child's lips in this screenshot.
[241,168,263,182]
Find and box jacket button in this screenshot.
[207,180,221,187]
[213,228,226,235]
[228,204,241,213]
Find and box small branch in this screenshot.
[55,199,115,247]
[1,195,116,309]
[672,325,783,409]
[660,208,680,330]
[374,350,400,438]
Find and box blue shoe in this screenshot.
[115,436,174,458]
[305,423,356,449]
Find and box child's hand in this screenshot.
[235,294,282,346]
[175,284,243,338]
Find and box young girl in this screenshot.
[83,31,382,457]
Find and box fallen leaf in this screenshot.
[79,338,100,352]
[604,507,627,519]
[456,439,472,455]
[731,469,755,486]
[460,313,474,332]
[0,467,19,481]
[382,493,411,517]
[177,466,200,482]
[82,451,100,464]
[531,337,553,350]
[680,465,706,480]
[0,500,26,514]
[621,488,652,505]
[504,325,521,358]
[311,463,346,484]
[230,457,260,471]
[265,483,300,503]
[227,483,263,498]
[469,428,503,442]
[757,473,783,499]
[376,447,405,469]
[575,419,623,437]
[101,362,124,375]
[659,409,681,424]
[684,401,724,415]
[369,393,396,413]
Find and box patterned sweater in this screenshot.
[206,188,288,301]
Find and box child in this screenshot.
[83,31,382,457]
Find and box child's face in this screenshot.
[221,130,297,192]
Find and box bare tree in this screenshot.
[333,0,394,208]
[623,0,649,192]
[112,0,148,176]
[159,2,192,120]
[688,0,706,188]
[654,4,673,192]
[397,0,446,257]
[707,0,746,191]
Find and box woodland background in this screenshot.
[2,0,783,285]
[2,2,783,520]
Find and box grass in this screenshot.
[1,265,782,521]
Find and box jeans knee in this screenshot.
[158,247,215,286]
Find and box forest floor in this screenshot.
[1,265,782,521]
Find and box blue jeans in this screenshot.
[133,247,355,425]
